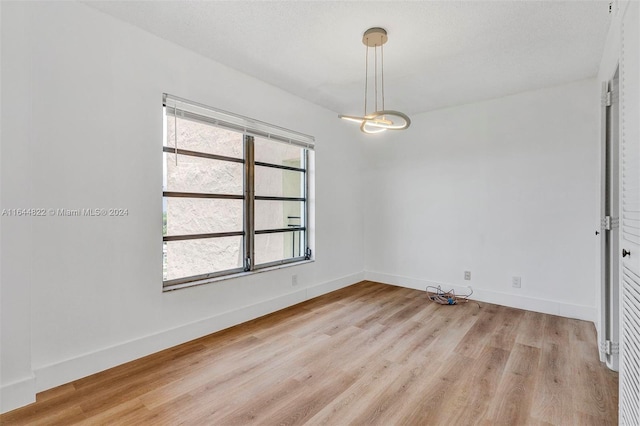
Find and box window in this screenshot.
[162,94,314,290]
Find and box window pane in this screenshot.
[163,237,244,281]
[254,138,303,168]
[255,200,304,231]
[163,152,243,195]
[164,198,243,236]
[254,231,305,265]
[165,113,243,159]
[255,165,304,198]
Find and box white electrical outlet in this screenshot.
[292,274,298,286]
[512,276,521,288]
[464,271,471,280]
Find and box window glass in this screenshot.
[163,237,244,281]
[254,231,305,265]
[164,198,243,236]
[255,200,304,231]
[254,166,304,198]
[163,152,243,194]
[254,138,303,168]
[165,113,243,159]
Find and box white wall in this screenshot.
[0,2,36,412]
[0,1,364,412]
[363,79,599,321]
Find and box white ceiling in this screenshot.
[84,1,611,116]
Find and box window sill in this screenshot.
[163,259,315,292]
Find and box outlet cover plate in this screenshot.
[512,276,521,288]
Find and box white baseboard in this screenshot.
[0,374,35,414]
[306,271,364,299]
[33,271,365,395]
[364,271,597,322]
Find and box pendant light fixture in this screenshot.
[339,27,410,134]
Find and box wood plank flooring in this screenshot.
[0,281,618,425]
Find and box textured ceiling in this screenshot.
[84,1,611,116]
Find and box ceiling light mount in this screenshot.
[363,27,388,47]
[339,27,410,134]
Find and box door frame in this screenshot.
[599,67,620,371]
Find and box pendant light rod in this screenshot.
[381,42,385,111]
[374,43,378,112]
[364,44,369,116]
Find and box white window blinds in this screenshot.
[163,94,315,150]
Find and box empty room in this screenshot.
[1,0,639,425]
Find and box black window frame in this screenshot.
[162,94,313,290]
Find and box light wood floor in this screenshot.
[1,281,618,425]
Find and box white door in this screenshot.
[619,1,640,424]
